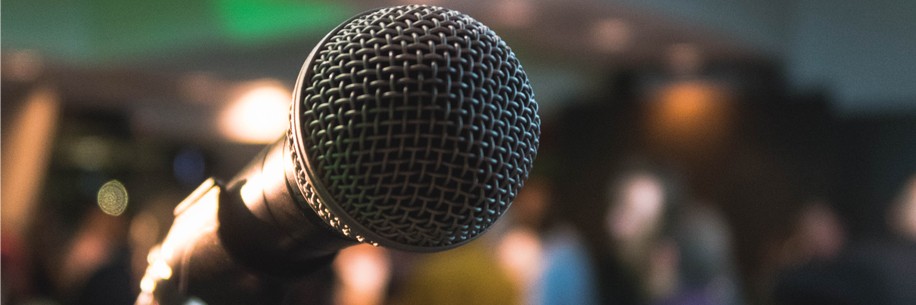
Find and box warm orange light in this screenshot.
[657,81,721,124]
[1,85,60,236]
[647,80,732,149]
[894,178,916,240]
[219,80,291,144]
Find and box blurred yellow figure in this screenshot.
[394,239,520,305]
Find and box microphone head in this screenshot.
[288,5,539,251]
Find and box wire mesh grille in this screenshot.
[293,5,540,250]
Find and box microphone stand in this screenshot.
[136,139,357,305]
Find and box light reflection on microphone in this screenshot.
[138,179,221,302]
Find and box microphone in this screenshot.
[137,5,539,305]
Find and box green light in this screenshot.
[214,0,349,43]
[3,0,352,64]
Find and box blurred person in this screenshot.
[770,200,855,305]
[601,166,680,305]
[534,224,600,305]
[497,178,600,305]
[391,236,521,305]
[603,164,743,305]
[774,176,916,305]
[659,202,743,305]
[779,201,846,268]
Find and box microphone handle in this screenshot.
[136,139,356,305]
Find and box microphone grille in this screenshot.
[291,5,539,251]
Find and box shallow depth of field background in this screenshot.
[3,1,916,305]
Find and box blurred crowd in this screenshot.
[3,48,916,305]
[331,167,916,305]
[4,149,914,305]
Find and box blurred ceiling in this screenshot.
[3,0,766,142]
[3,0,758,68]
[3,0,915,143]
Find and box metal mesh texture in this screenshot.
[292,5,540,250]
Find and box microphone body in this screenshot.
[137,5,540,304]
[136,140,353,305]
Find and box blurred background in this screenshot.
[3,0,915,305]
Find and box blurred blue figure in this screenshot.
[537,224,600,305]
[499,178,600,305]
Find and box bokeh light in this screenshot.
[97,180,129,216]
[219,80,291,144]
